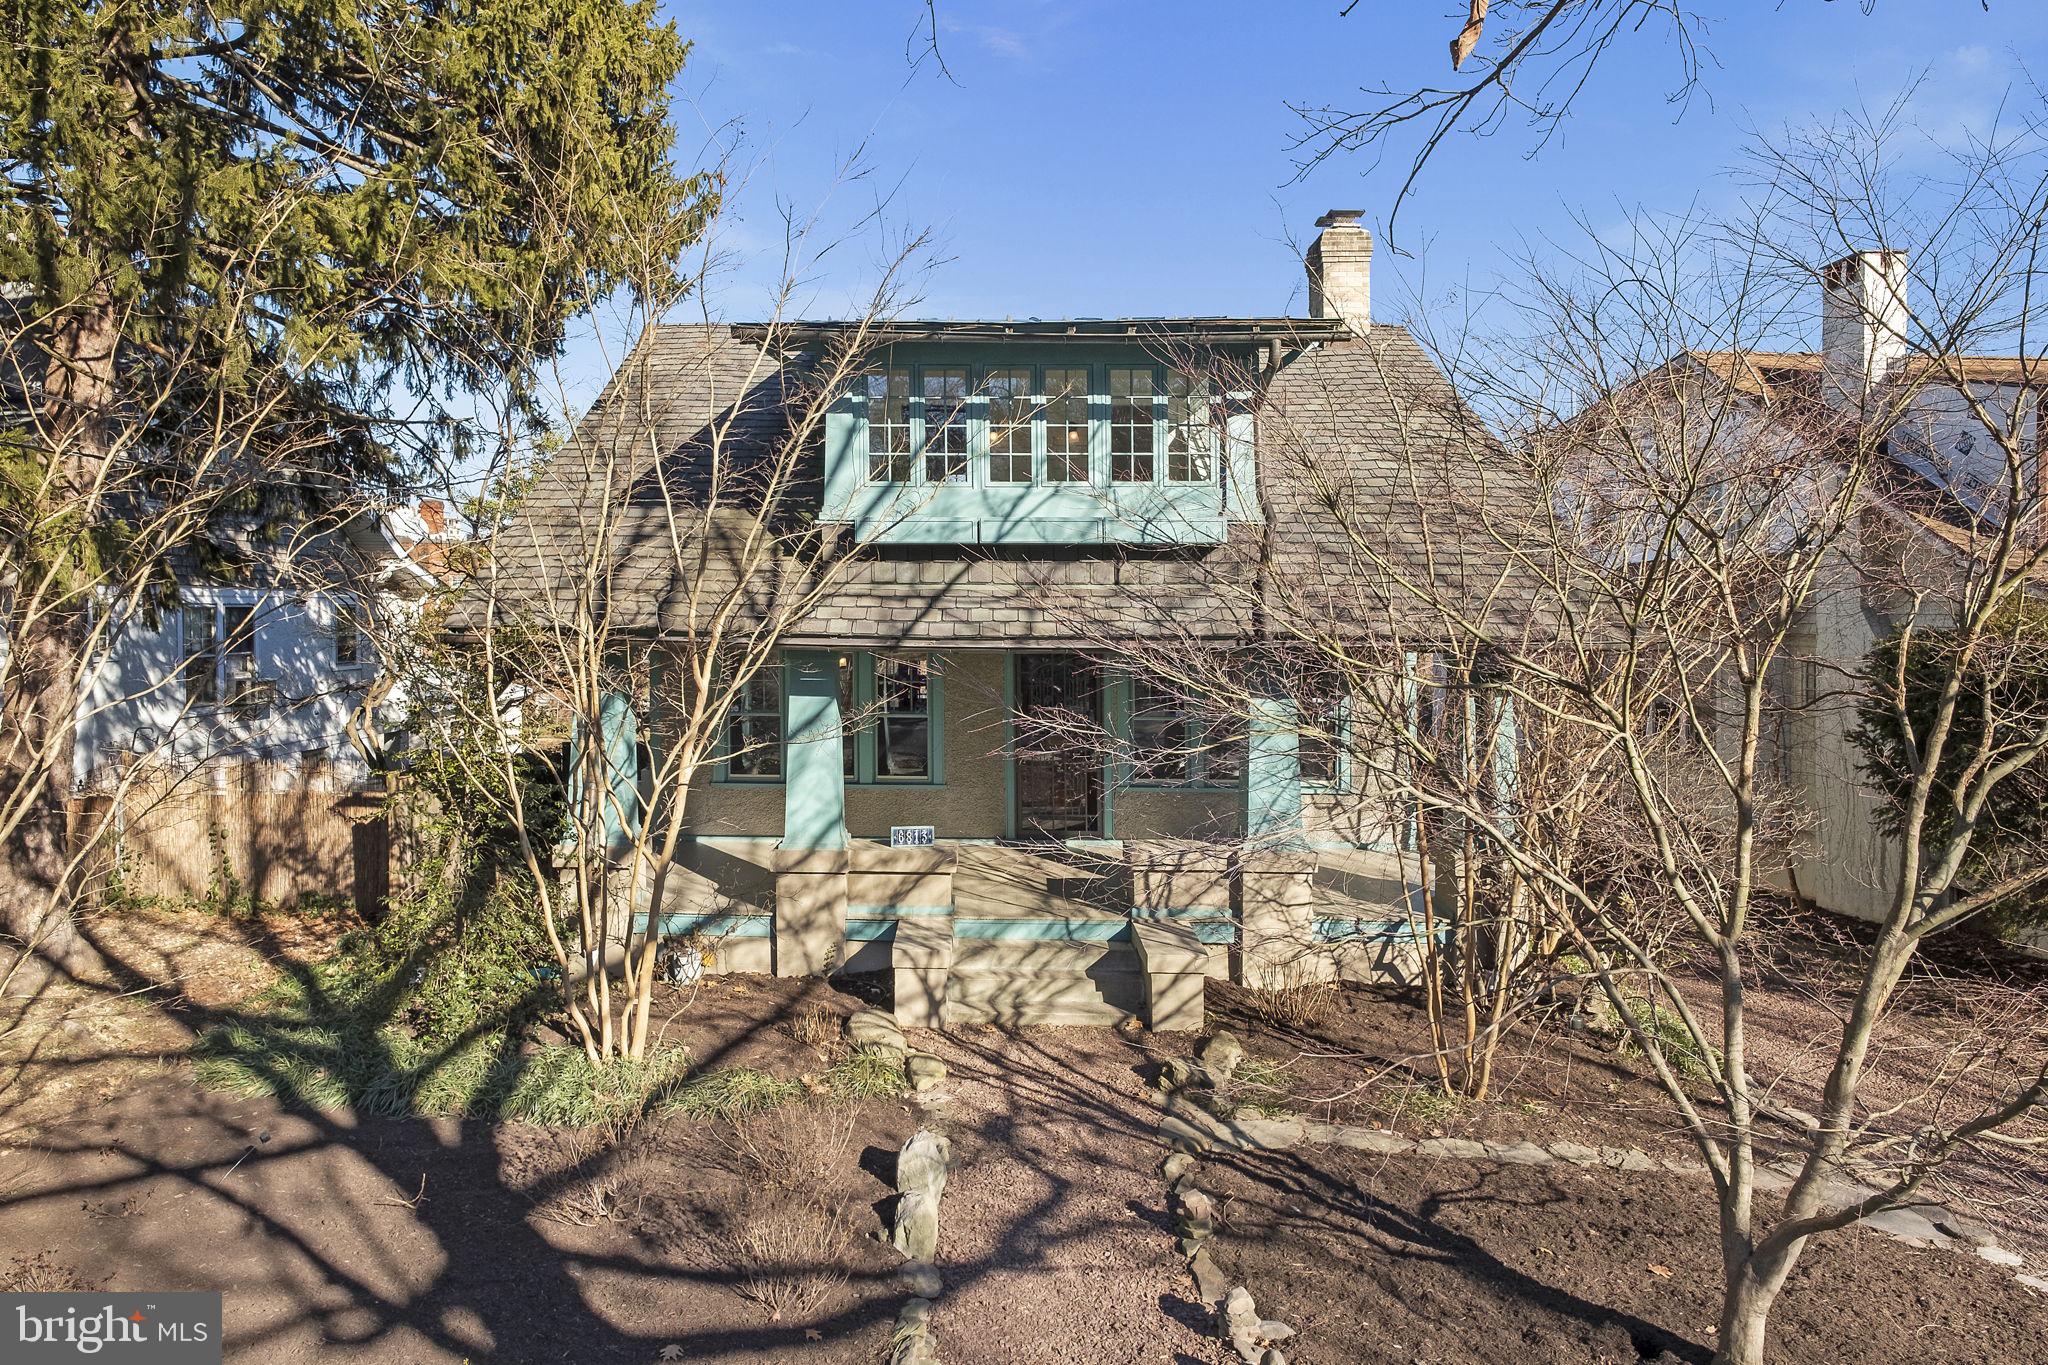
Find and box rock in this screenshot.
[1485,1140,1553,1166]
[892,1189,940,1262]
[895,1262,943,1297]
[1936,1216,1999,1249]
[1189,1245,1229,1306]
[1161,1113,1216,1154]
[1601,1147,1659,1173]
[1260,1353,1288,1365]
[1161,1151,1196,1184]
[1299,1121,1343,1145]
[1550,1142,1602,1166]
[1331,1127,1414,1156]
[850,1008,907,1051]
[897,1130,952,1201]
[1229,1116,1305,1150]
[1977,1245,2025,1268]
[1160,1057,1200,1092]
[891,1298,937,1365]
[905,1053,948,1093]
[1222,1286,1263,1362]
[2017,1272,2048,1293]
[1197,1030,1245,1084]
[1165,1094,1235,1144]
[1175,1188,1219,1241]
[1416,1137,1488,1161]
[897,1298,933,1330]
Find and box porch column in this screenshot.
[774,650,848,976]
[1241,694,1323,988]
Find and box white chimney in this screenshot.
[1308,209,1372,335]
[1821,249,1910,410]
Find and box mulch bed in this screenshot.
[1194,1141,2048,1364]
[0,969,923,1363]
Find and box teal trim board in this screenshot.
[636,912,773,939]
[783,649,847,850]
[1314,917,1438,945]
[1246,694,1305,843]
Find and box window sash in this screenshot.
[1130,676,1242,786]
[986,367,1034,484]
[1166,371,1215,483]
[724,668,784,778]
[1109,367,1156,483]
[922,368,970,484]
[1043,366,1092,483]
[334,602,361,667]
[873,653,932,780]
[182,607,218,706]
[866,370,912,482]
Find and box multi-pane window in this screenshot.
[875,655,932,779]
[866,370,912,482]
[1044,367,1091,482]
[987,367,1033,484]
[923,368,970,484]
[220,606,258,704]
[334,601,361,668]
[1166,371,1214,483]
[1297,682,1348,789]
[1109,368,1156,483]
[725,670,784,778]
[182,607,218,706]
[1132,676,1243,786]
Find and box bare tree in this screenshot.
[431,165,934,1062]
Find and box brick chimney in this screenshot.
[1821,249,1909,410]
[418,498,446,536]
[1307,209,1372,335]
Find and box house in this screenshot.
[503,210,1510,1028]
[1636,251,2043,928]
[75,501,452,910]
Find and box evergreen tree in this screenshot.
[0,0,714,984]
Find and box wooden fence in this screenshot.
[81,767,395,915]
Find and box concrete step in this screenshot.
[943,954,1144,1028]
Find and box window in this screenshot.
[1166,371,1214,483]
[922,368,969,484]
[334,602,361,668]
[1131,675,1243,786]
[1044,366,1091,482]
[719,654,940,783]
[987,367,1033,484]
[1109,367,1156,482]
[866,370,911,482]
[874,655,932,779]
[220,606,258,705]
[182,607,218,706]
[1298,683,1349,790]
[724,670,783,778]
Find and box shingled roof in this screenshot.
[476,321,1531,648]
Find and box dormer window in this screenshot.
[1045,367,1091,483]
[923,368,970,484]
[1109,368,1157,483]
[866,370,911,481]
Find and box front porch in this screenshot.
[632,838,1428,1032]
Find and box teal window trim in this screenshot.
[851,356,1218,494]
[712,657,788,784]
[710,651,944,786]
[1124,672,1246,791]
[1300,693,1353,794]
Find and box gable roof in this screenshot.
[478,320,1532,648]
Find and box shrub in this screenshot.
[0,1253,105,1293]
[821,1045,907,1100]
[665,1067,804,1120]
[721,1102,858,1193]
[722,1195,853,1322]
[1243,970,1339,1032]
[787,1004,843,1054]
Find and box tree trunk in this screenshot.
[1714,1250,1796,1365]
[2,291,121,992]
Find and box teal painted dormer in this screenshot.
[819,337,1263,546]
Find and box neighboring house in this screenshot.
[504,210,1510,1029]
[1636,251,2042,925]
[76,502,451,910]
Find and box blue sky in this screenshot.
[550,2,2048,407]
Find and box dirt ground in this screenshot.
[1197,1141,2048,1364]
[1,899,2044,1363]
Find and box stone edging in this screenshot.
[1157,1047,2047,1299]
[889,1129,950,1365]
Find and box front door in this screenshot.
[1013,653,1104,840]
